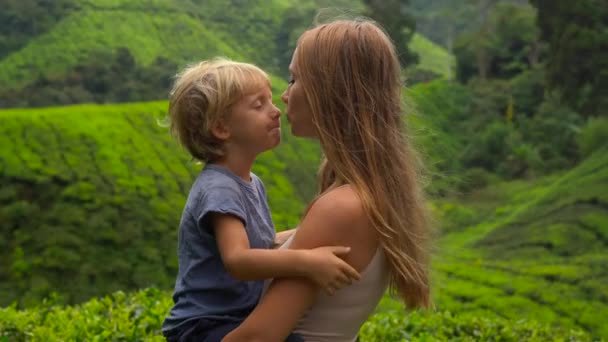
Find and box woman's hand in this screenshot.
[302,246,360,295]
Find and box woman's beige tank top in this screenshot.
[267,234,389,342]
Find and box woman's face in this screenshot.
[281,50,317,138]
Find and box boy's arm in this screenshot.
[212,213,358,287]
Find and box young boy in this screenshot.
[161,58,360,342]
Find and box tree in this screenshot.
[0,0,72,59]
[363,0,419,67]
[409,0,527,52]
[454,2,541,82]
[529,0,608,117]
[274,3,317,77]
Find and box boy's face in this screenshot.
[225,86,282,155]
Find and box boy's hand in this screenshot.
[303,246,361,295]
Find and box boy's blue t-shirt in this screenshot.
[162,164,276,334]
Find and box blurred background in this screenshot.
[0,0,606,340]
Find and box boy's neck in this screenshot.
[211,151,256,182]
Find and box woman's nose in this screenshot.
[281,89,288,104]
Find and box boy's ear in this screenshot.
[211,120,231,140]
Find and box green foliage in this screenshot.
[462,120,513,174]
[409,0,532,50]
[405,80,470,195]
[433,201,481,234]
[407,77,581,184]
[0,288,171,342]
[273,2,318,77]
[0,288,592,341]
[409,0,473,49]
[577,117,608,158]
[441,77,583,179]
[457,167,501,193]
[0,0,72,60]
[454,2,540,82]
[509,66,545,116]
[407,33,456,81]
[360,310,591,341]
[0,48,177,108]
[530,0,608,116]
[517,97,583,172]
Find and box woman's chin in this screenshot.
[290,128,317,139]
[290,127,300,137]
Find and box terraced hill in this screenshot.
[433,146,608,339]
[0,0,291,89]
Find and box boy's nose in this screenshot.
[271,104,281,118]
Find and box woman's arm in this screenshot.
[222,187,370,342]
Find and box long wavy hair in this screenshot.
[295,19,431,308]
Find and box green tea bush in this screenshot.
[0,288,169,342]
[0,288,594,342]
[360,310,592,342]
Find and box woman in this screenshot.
[224,18,431,342]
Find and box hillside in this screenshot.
[433,146,608,339]
[0,0,290,90]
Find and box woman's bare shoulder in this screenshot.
[295,185,378,271]
[294,185,373,247]
[309,185,366,224]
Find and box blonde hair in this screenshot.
[295,19,431,309]
[167,57,270,162]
